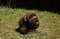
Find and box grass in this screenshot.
[0,7,60,39]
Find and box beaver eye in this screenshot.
[33,19,36,22]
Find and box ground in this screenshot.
[0,7,60,39]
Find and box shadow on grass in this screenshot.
[0,0,60,14]
[15,27,40,35]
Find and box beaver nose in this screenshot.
[36,22,39,26]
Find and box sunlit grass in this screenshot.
[0,7,60,39]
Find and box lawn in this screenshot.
[0,7,60,39]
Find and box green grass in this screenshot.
[0,7,60,39]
